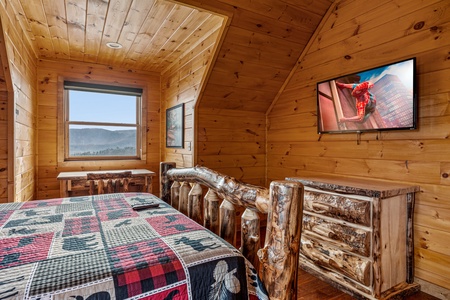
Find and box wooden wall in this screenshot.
[267,0,450,294]
[0,22,10,204]
[161,15,224,168]
[1,0,448,294]
[175,0,332,185]
[196,107,266,186]
[36,59,161,199]
[0,0,38,203]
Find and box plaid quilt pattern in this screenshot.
[29,249,111,296]
[110,238,185,298]
[0,193,268,300]
[138,283,189,300]
[20,198,63,209]
[0,210,13,227]
[147,213,204,237]
[0,232,54,270]
[98,208,139,222]
[62,216,100,237]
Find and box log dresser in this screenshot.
[287,176,420,300]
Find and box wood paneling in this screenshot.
[9,0,333,193]
[173,0,332,186]
[175,0,331,116]
[0,33,9,203]
[196,107,266,186]
[0,1,37,203]
[11,0,221,73]
[36,59,161,199]
[161,21,223,168]
[267,0,450,293]
[2,0,449,296]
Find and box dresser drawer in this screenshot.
[304,189,371,226]
[303,214,371,257]
[290,177,419,299]
[301,236,371,286]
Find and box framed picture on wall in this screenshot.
[166,103,184,148]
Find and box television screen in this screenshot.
[317,58,417,134]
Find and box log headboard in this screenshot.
[160,162,304,300]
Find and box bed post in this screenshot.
[258,180,303,300]
[188,182,203,224]
[220,199,236,245]
[204,189,220,234]
[241,208,261,270]
[160,162,176,203]
[163,165,304,300]
[170,181,180,209]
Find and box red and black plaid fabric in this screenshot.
[109,238,185,299]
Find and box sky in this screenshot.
[356,59,415,91]
[69,90,137,130]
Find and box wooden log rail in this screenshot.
[160,162,304,300]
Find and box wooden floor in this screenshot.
[297,268,440,300]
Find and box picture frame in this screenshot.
[166,103,184,148]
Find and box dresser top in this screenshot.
[286,176,420,199]
[57,169,155,180]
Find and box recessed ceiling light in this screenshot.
[106,42,123,49]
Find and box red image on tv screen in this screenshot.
[317,58,416,133]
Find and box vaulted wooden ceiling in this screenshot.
[176,0,334,113]
[12,0,333,112]
[11,0,224,72]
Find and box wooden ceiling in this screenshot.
[12,0,334,112]
[12,0,224,72]
[176,0,334,113]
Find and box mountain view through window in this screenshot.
[65,84,142,159]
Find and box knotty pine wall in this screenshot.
[175,0,332,185]
[161,17,223,168]
[197,107,266,186]
[267,0,450,294]
[36,59,161,199]
[0,26,9,204]
[0,0,38,203]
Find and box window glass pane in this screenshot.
[69,90,137,124]
[69,124,137,157]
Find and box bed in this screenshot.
[0,192,268,300]
[161,164,304,300]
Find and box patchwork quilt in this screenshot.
[0,193,268,300]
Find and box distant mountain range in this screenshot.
[69,128,136,156]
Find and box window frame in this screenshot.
[57,79,147,164]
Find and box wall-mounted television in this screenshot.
[317,57,417,134]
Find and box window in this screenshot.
[62,81,144,161]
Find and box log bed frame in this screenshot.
[160,162,304,300]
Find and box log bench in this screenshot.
[160,162,304,300]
